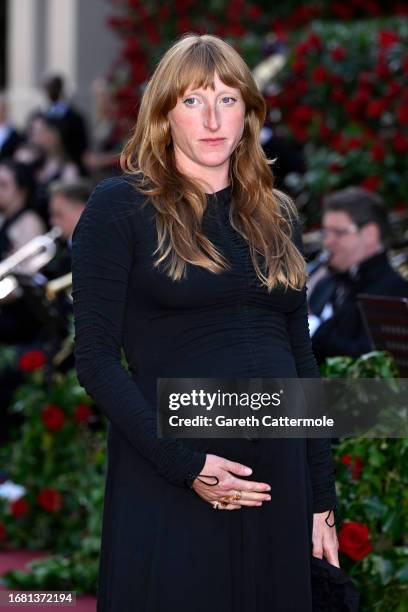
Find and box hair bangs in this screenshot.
[173,41,247,102]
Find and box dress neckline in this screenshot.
[205,184,232,202]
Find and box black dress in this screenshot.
[71,176,337,612]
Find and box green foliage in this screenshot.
[325,351,408,610]
[0,361,106,594]
[272,17,408,216]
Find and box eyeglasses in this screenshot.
[321,225,359,239]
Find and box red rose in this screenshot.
[19,350,47,372]
[361,176,380,191]
[331,3,354,19]
[227,24,246,37]
[37,488,62,513]
[158,5,169,20]
[362,0,381,16]
[358,72,374,89]
[307,32,322,52]
[351,457,363,479]
[329,162,342,173]
[385,81,402,100]
[397,105,408,125]
[10,497,29,518]
[371,142,386,162]
[375,60,390,80]
[248,5,262,19]
[331,87,346,103]
[379,31,400,50]
[330,46,347,62]
[341,454,363,479]
[291,105,314,124]
[293,58,307,74]
[366,99,387,119]
[291,125,307,142]
[319,123,331,140]
[0,523,6,541]
[331,133,347,153]
[338,521,373,561]
[42,404,65,432]
[177,17,193,32]
[312,66,329,84]
[395,4,408,16]
[394,133,408,153]
[348,136,364,150]
[74,404,93,424]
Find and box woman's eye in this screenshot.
[220,96,237,105]
[183,97,199,106]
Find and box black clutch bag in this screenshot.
[311,556,360,611]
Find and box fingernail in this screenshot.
[245,467,252,474]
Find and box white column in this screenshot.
[45,0,78,93]
[7,0,44,126]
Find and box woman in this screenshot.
[0,160,46,343]
[82,77,123,181]
[28,114,80,183]
[0,159,45,265]
[72,34,339,611]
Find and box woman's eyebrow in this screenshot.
[182,89,240,96]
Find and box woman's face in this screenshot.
[0,165,21,211]
[30,118,58,153]
[167,73,245,179]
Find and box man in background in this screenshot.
[308,187,408,363]
[44,179,91,278]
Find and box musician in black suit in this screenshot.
[308,187,408,364]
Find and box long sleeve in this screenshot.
[286,218,337,513]
[71,178,206,488]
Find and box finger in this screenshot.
[222,489,271,505]
[323,543,340,567]
[227,477,271,493]
[312,546,323,559]
[223,503,242,511]
[221,459,253,477]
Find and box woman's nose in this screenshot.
[203,104,220,130]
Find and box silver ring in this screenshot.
[212,501,220,509]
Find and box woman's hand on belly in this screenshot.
[191,453,272,510]
[312,511,340,566]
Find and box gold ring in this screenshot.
[232,490,242,501]
[220,498,229,507]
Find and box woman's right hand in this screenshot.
[191,453,271,510]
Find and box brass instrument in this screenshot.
[0,226,62,301]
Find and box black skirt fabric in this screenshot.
[71,176,337,611]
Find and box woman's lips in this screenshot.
[200,138,226,145]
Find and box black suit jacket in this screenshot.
[0,128,23,159]
[310,252,408,363]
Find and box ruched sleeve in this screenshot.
[71,178,207,488]
[286,217,338,513]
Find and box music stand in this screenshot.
[358,294,408,376]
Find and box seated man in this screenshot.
[44,179,91,278]
[308,186,408,364]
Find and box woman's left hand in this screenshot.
[312,511,340,567]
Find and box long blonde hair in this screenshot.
[121,34,306,292]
